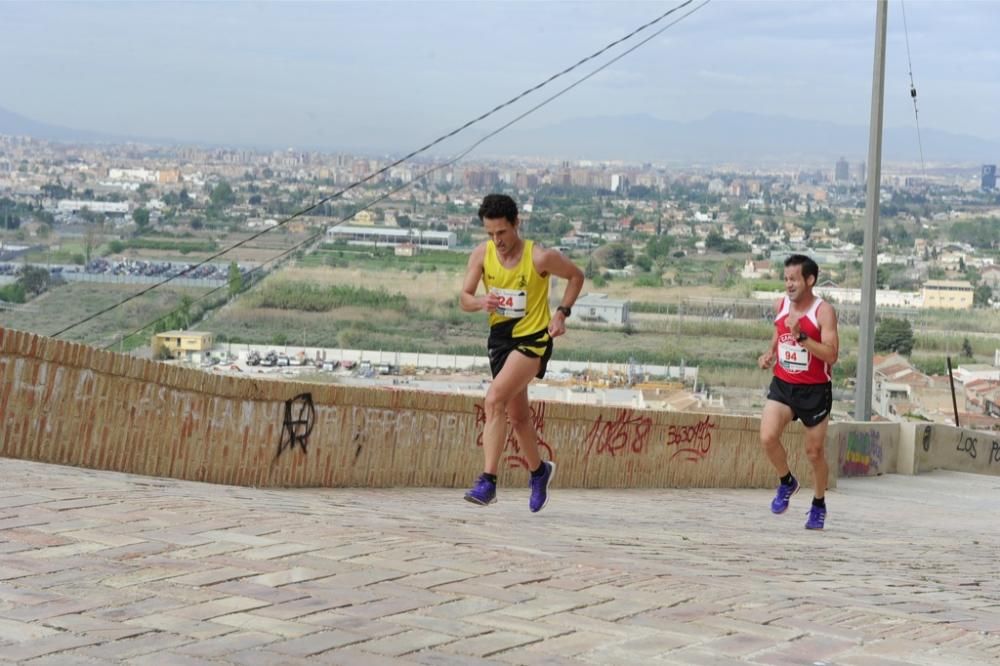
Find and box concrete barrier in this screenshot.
[914,423,1000,477]
[830,421,900,477]
[0,326,830,490]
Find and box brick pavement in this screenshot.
[0,458,998,665]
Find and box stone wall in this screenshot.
[1,327,826,489]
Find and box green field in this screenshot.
[298,245,470,272]
[4,256,996,391]
[0,282,212,349]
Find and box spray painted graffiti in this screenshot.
[583,409,654,458]
[956,432,977,459]
[665,415,716,463]
[839,429,884,476]
[474,402,553,470]
[991,440,1000,466]
[276,393,315,458]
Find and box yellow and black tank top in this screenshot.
[483,239,550,337]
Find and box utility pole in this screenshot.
[855,0,889,421]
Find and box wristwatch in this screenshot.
[796,331,808,343]
[556,305,572,318]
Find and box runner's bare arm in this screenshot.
[534,246,585,337]
[535,247,584,307]
[758,327,778,369]
[460,243,498,313]
[805,302,839,365]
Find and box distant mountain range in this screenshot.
[0,105,115,144]
[2,104,998,166]
[493,111,1000,166]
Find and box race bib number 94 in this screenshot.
[493,288,527,318]
[778,340,809,373]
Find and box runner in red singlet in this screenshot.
[757,254,840,530]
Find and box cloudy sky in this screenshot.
[1,1,998,153]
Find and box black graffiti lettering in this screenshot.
[956,434,977,459]
[921,426,932,452]
[276,393,315,458]
[353,432,363,461]
[991,440,1000,465]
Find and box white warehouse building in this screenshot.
[56,200,130,215]
[573,293,630,325]
[326,225,456,249]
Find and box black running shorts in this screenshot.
[487,324,553,380]
[767,376,832,428]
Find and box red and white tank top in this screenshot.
[774,296,830,384]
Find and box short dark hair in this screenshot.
[785,254,819,283]
[478,194,518,223]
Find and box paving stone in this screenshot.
[210,612,324,638]
[407,650,509,666]
[205,580,310,605]
[490,631,612,663]
[252,595,365,621]
[266,629,368,656]
[41,613,152,641]
[168,595,272,621]
[220,648,315,665]
[0,616,61,641]
[387,611,492,638]
[241,567,335,587]
[0,598,102,622]
[100,567,191,589]
[312,646,420,666]
[398,569,477,589]
[463,611,570,639]
[357,629,456,656]
[122,613,235,640]
[658,647,759,665]
[0,633,106,662]
[583,631,691,661]
[19,654,113,666]
[170,630,280,658]
[438,630,543,657]
[165,567,258,587]
[422,597,506,619]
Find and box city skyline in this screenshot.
[2,1,999,159]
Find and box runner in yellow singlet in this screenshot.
[460,194,584,512]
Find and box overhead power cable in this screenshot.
[105,0,712,350]
[51,0,698,339]
[900,0,926,176]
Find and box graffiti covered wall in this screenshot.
[1,327,825,489]
[831,422,899,477]
[916,424,1000,477]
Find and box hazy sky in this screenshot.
[2,1,998,153]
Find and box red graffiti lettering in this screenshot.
[473,402,553,469]
[583,409,653,458]
[665,415,716,462]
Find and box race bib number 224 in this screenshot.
[493,288,527,318]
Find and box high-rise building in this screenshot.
[611,174,629,194]
[835,157,849,182]
[982,164,997,191]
